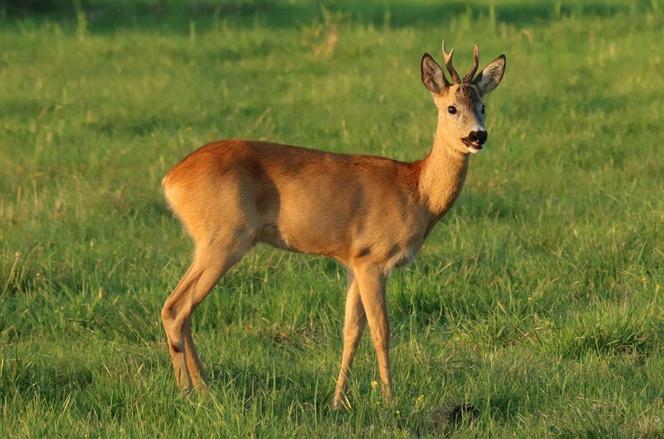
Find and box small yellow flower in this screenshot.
[371,380,379,390]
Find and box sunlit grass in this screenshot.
[1,0,663,436]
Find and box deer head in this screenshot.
[421,41,506,154]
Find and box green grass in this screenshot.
[1,0,663,436]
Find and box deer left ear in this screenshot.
[473,54,506,96]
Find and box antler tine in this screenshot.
[441,40,460,83]
[464,45,480,83]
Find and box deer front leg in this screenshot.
[332,270,366,410]
[354,264,392,404]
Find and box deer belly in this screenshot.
[256,222,350,259]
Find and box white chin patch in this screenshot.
[468,146,483,154]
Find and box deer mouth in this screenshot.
[462,138,484,152]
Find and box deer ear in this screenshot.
[473,54,506,96]
[421,54,448,94]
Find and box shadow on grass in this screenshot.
[0,360,94,403]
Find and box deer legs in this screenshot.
[356,265,393,403]
[332,271,367,409]
[161,238,250,391]
[332,265,392,409]
[164,244,393,405]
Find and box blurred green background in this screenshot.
[1,0,663,436]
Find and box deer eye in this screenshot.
[447,105,457,115]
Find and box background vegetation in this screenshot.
[1,0,663,436]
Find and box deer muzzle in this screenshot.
[462,130,488,151]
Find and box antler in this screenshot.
[441,40,460,83]
[464,45,479,83]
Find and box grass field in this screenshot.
[1,0,663,436]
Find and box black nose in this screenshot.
[468,130,488,145]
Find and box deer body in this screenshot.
[164,139,467,267]
[161,42,506,409]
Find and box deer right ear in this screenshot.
[473,55,506,96]
[421,54,448,94]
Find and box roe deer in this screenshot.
[161,41,506,409]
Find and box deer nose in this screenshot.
[468,130,488,145]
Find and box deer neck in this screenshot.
[417,125,470,217]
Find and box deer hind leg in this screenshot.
[161,234,252,391]
[332,269,367,410]
[161,263,198,390]
[181,319,205,389]
[354,264,392,404]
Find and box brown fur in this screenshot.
[160,45,506,409]
[164,141,432,263]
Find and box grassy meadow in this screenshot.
[1,0,663,436]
